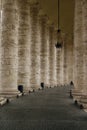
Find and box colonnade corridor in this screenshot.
[0,86,87,130]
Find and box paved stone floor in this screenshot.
[0,86,87,130]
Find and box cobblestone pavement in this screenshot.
[0,86,87,130]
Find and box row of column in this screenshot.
[0,0,73,98]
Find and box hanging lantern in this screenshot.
[55,0,63,49]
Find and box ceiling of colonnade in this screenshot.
[0,0,74,43]
[37,0,75,43]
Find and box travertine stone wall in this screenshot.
[17,0,30,92]
[29,2,40,90]
[48,23,56,87]
[73,0,83,91]
[82,0,87,93]
[0,0,19,95]
[39,14,49,87]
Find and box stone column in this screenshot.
[69,42,73,83]
[56,32,64,86]
[68,43,73,83]
[82,0,87,94]
[53,30,57,87]
[67,41,73,84]
[48,23,56,87]
[60,38,64,86]
[0,0,2,91]
[29,2,40,90]
[39,14,49,88]
[17,0,31,93]
[72,0,84,100]
[46,22,50,87]
[0,0,19,97]
[63,38,69,85]
[79,0,87,108]
[56,48,62,86]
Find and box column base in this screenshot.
[71,89,83,102]
[53,84,57,87]
[23,88,30,95]
[0,97,7,106]
[30,85,40,91]
[45,84,50,88]
[38,87,43,90]
[0,90,21,98]
[29,88,34,93]
[77,95,87,110]
[50,84,56,88]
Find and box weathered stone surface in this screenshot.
[56,49,62,85]
[78,0,87,107]
[0,0,2,90]
[82,0,87,94]
[17,0,31,92]
[66,41,73,84]
[73,0,83,92]
[63,38,69,85]
[56,33,64,86]
[48,23,56,87]
[53,30,57,86]
[60,38,64,85]
[39,14,49,87]
[0,0,19,96]
[68,42,73,84]
[29,2,40,90]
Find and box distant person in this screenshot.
[70,81,74,89]
[70,81,73,86]
[41,82,44,89]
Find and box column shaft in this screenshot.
[82,0,87,93]
[66,39,73,85]
[63,39,69,85]
[39,14,49,87]
[48,24,56,87]
[72,0,84,99]
[78,0,87,107]
[56,49,62,86]
[0,0,19,96]
[73,0,83,90]
[60,43,64,85]
[56,33,64,86]
[17,0,30,92]
[29,2,40,90]
[0,0,2,90]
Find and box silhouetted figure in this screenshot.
[70,81,73,86]
[69,81,74,98]
[41,82,44,90]
[18,85,23,93]
[70,81,74,89]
